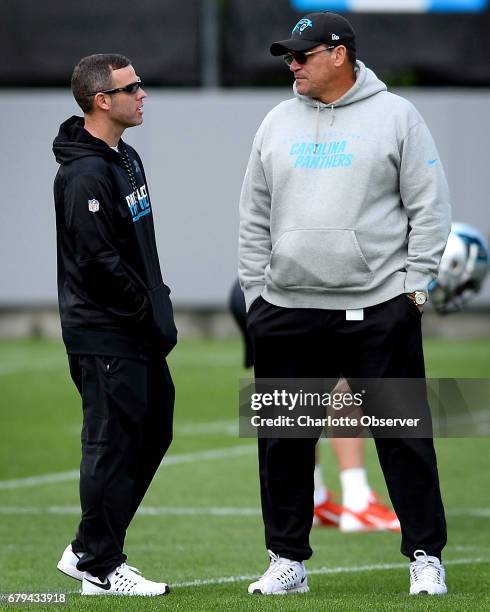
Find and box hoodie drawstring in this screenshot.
[314,103,335,154]
[119,141,139,194]
[314,103,320,154]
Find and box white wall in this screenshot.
[1,88,489,307]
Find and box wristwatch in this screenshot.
[407,291,427,306]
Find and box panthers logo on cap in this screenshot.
[292,18,313,36]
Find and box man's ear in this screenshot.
[93,92,111,112]
[333,46,348,68]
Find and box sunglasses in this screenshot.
[87,80,142,96]
[283,46,335,66]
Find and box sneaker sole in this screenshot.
[410,587,447,596]
[410,591,447,595]
[249,585,309,596]
[81,586,170,597]
[314,509,341,527]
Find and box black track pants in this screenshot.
[247,294,447,562]
[68,354,174,579]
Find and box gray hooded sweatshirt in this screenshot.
[239,61,451,311]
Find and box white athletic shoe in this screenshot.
[248,550,309,595]
[82,562,170,596]
[409,549,447,595]
[57,545,85,581]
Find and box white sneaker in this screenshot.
[57,545,85,581]
[82,562,169,596]
[248,550,309,595]
[409,549,447,595]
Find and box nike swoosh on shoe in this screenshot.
[84,578,111,591]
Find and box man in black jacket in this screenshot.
[53,53,176,596]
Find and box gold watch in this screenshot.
[407,291,427,306]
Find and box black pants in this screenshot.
[247,294,447,562]
[68,354,174,579]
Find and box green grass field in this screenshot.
[0,336,489,611]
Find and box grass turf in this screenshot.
[0,336,489,610]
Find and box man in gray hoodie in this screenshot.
[239,12,451,597]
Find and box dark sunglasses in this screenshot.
[283,46,335,66]
[87,80,142,96]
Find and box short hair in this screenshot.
[346,47,357,68]
[71,53,132,114]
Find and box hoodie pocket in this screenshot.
[268,228,373,291]
[147,283,178,356]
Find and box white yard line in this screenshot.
[0,353,238,375]
[175,419,237,436]
[0,360,66,375]
[0,444,255,490]
[0,505,487,518]
[0,506,82,515]
[162,445,254,466]
[446,507,490,518]
[0,505,261,516]
[0,470,80,490]
[65,418,238,438]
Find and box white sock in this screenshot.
[340,467,371,512]
[314,464,328,506]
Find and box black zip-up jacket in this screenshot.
[53,115,177,358]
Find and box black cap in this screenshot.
[270,12,356,56]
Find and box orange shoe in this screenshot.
[339,492,401,533]
[313,496,344,527]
